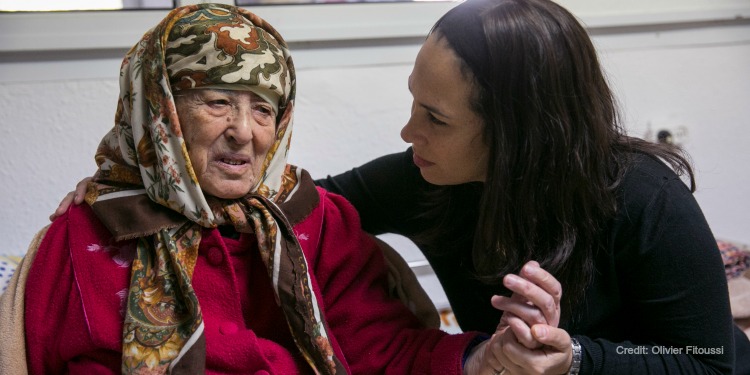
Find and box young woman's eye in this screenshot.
[427,112,447,126]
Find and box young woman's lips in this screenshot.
[412,153,435,168]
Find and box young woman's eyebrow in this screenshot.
[424,104,451,121]
[408,79,451,120]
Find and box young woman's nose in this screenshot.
[400,118,414,144]
[401,103,423,145]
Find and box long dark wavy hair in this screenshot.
[419,0,695,313]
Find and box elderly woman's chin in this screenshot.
[199,174,258,200]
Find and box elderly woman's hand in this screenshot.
[482,324,574,375]
[49,176,92,221]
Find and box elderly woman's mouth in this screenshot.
[214,154,252,171]
[221,158,246,166]
[216,152,250,163]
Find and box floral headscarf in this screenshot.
[85,4,344,374]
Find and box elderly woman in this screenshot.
[0,4,496,374]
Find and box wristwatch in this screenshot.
[569,337,582,375]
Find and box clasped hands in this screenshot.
[465,261,573,375]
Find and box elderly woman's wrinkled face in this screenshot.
[175,89,276,199]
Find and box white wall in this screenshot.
[0,2,749,311]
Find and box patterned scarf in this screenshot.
[84,4,345,374]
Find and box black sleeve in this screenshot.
[314,148,429,236]
[580,159,736,374]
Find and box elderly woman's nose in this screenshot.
[226,107,256,144]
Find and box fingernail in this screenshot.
[504,274,518,286]
[533,325,547,339]
[524,264,536,276]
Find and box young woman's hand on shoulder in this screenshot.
[49,176,92,221]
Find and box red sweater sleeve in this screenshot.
[24,209,121,374]
[299,188,481,374]
[25,211,80,374]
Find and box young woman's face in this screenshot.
[401,34,489,185]
[175,89,277,199]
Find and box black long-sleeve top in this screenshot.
[316,147,749,374]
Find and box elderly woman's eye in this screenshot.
[254,104,275,117]
[207,99,230,107]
